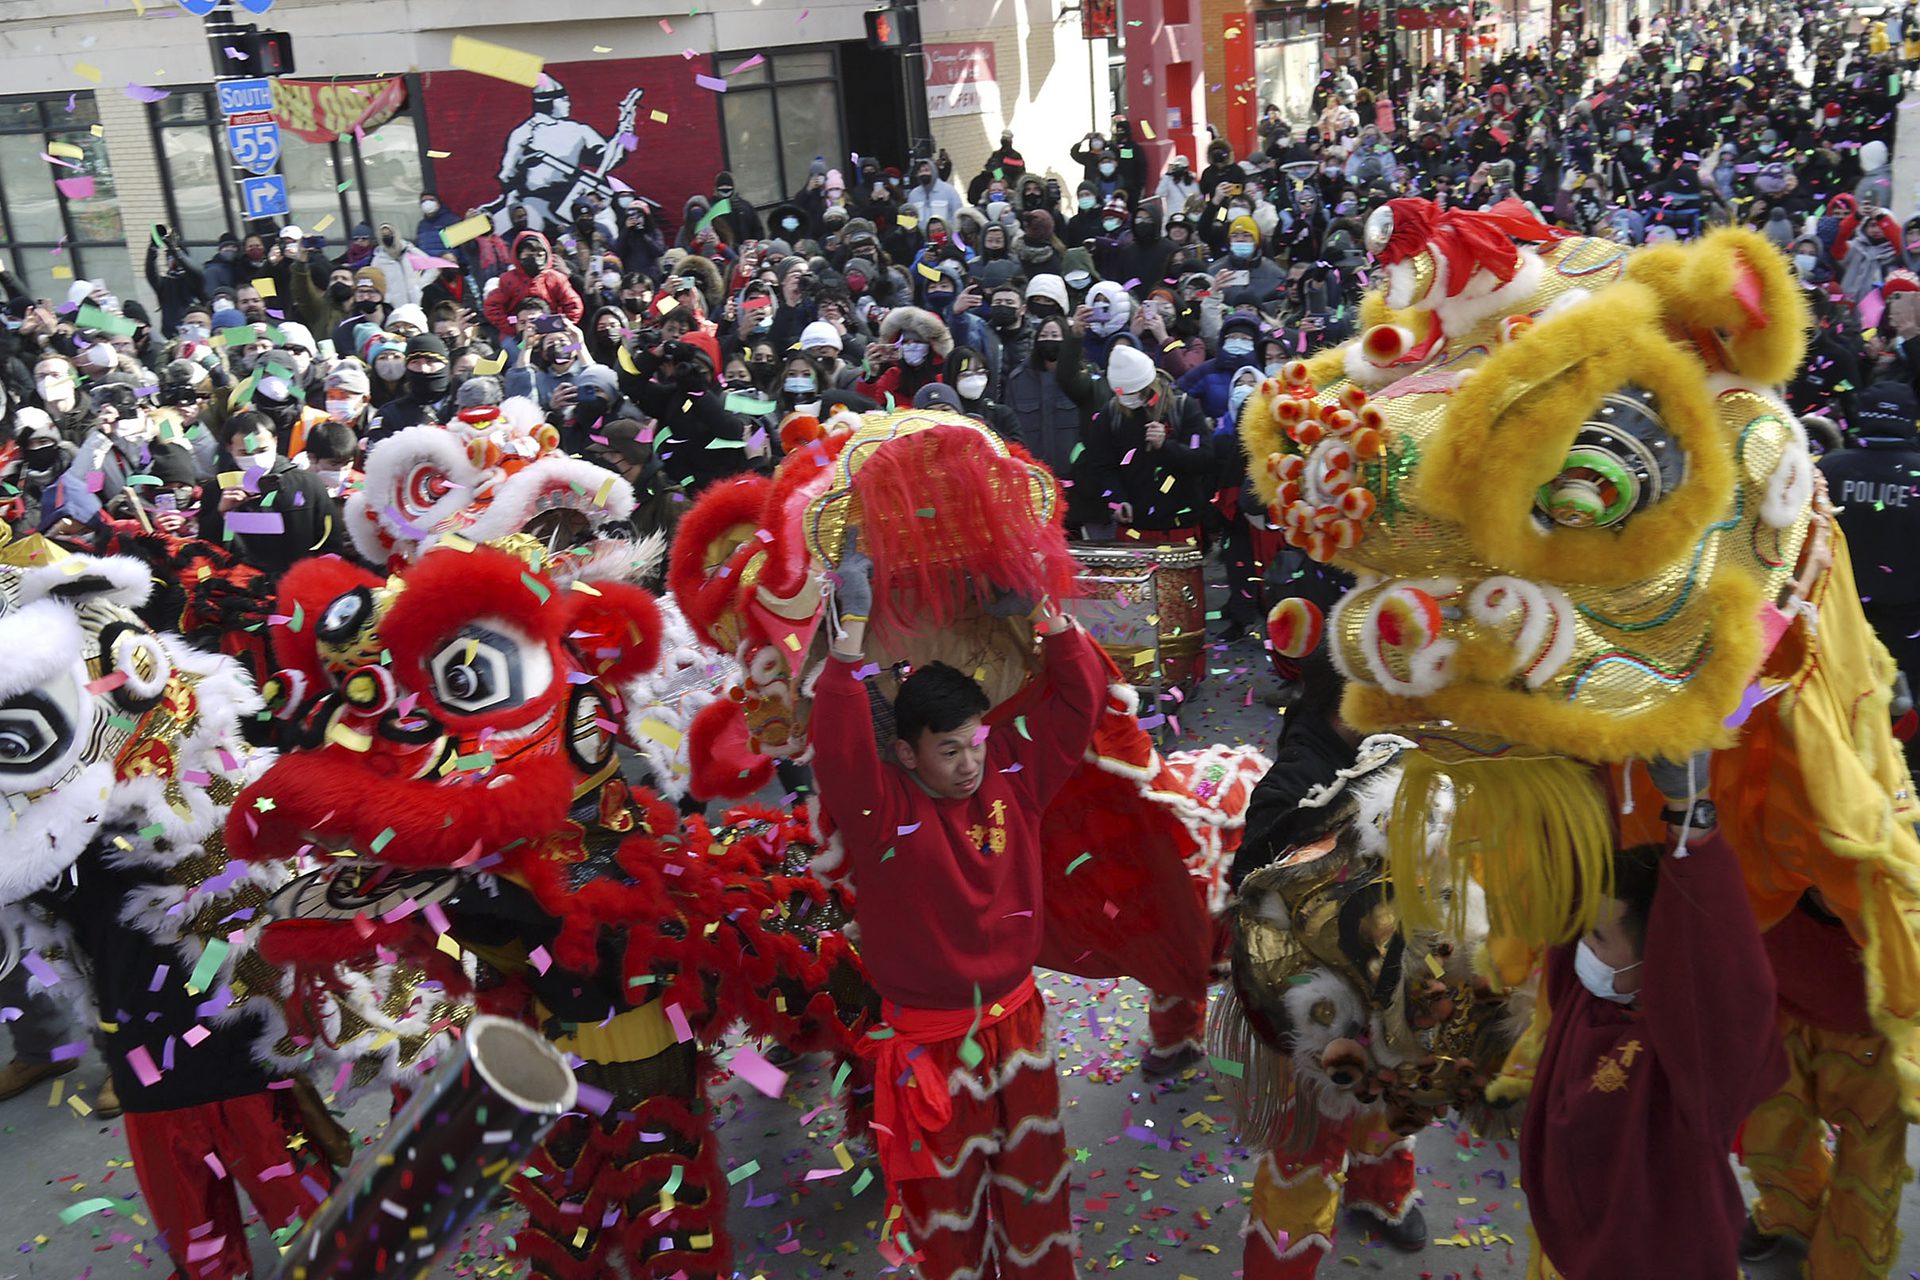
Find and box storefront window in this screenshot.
[149,78,424,258]
[718,51,846,211]
[0,95,135,307]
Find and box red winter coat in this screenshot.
[482,230,584,332]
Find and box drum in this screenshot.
[1068,541,1208,691]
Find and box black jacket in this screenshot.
[1820,437,1920,676]
[619,348,753,495]
[197,456,345,578]
[1067,372,1214,532]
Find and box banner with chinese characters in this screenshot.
[271,77,408,143]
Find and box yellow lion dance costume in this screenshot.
[1240,197,1920,1275]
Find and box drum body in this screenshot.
[1067,540,1207,691]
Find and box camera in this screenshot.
[533,314,568,336]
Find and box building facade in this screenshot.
[1,0,1204,321]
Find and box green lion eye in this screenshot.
[1534,388,1683,530]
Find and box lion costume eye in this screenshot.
[0,685,76,781]
[1364,204,1395,256]
[1534,387,1684,530]
[428,621,552,716]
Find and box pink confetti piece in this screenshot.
[527,945,552,974]
[55,175,95,199]
[695,73,728,92]
[186,1235,229,1262]
[182,1024,210,1047]
[666,1002,692,1042]
[660,17,674,32]
[125,1045,163,1087]
[729,1044,790,1098]
[727,54,765,74]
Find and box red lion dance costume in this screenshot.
[224,537,871,1278]
[670,410,1269,1078]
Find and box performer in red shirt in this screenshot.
[812,535,1103,1280]
[1520,757,1786,1280]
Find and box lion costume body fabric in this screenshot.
[670,410,1271,1009]
[1238,197,1920,1114]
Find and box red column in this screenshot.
[1125,0,1205,182]
[1223,14,1256,157]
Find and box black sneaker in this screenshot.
[1352,1204,1427,1252]
[1738,1212,1785,1262]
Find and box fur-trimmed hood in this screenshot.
[675,253,725,313]
[878,305,953,356]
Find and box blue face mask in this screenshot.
[1230,241,1256,260]
[1223,336,1255,357]
[1228,385,1254,419]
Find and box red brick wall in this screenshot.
[420,54,725,239]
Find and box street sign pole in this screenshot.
[205,1,287,229]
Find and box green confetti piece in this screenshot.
[221,325,256,347]
[520,572,552,603]
[289,601,304,632]
[831,1059,852,1096]
[724,392,777,415]
[60,1197,119,1225]
[1014,715,1030,740]
[370,828,396,853]
[880,847,896,862]
[106,714,139,733]
[123,473,160,486]
[185,936,230,996]
[137,822,165,839]
[695,196,732,232]
[852,1167,874,1195]
[453,752,495,771]
[915,506,936,518]
[1065,852,1092,875]
[957,1036,983,1069]
[727,1159,760,1185]
[661,1164,684,1196]
[1209,1054,1245,1078]
[77,303,138,337]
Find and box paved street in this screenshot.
[5,597,1919,1278]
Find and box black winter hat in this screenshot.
[405,334,450,359]
[1855,379,1918,439]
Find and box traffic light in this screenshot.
[865,5,903,48]
[209,27,296,77]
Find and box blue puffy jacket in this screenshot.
[1176,350,1260,420]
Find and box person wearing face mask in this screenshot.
[1070,341,1212,540]
[414,190,460,258]
[855,305,951,403]
[1207,216,1286,308]
[968,224,1022,292]
[329,269,392,357]
[902,157,965,231]
[484,230,585,333]
[368,222,431,306]
[708,169,766,245]
[42,383,157,533]
[977,284,1029,397]
[944,345,1021,445]
[103,441,207,541]
[303,421,362,503]
[33,354,88,441]
[362,332,409,410]
[798,319,860,390]
[198,410,344,577]
[1101,197,1176,296]
[774,350,875,424]
[201,231,246,297]
[1075,280,1134,369]
[1520,755,1784,1280]
[288,233,353,339]
[2,408,75,534]
[321,361,371,436]
[1175,307,1264,420]
[502,321,593,418]
[1064,181,1106,245]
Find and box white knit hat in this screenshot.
[1107,343,1157,396]
[798,320,842,352]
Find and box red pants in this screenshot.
[892,991,1074,1280]
[123,1089,334,1279]
[1241,1112,1418,1280]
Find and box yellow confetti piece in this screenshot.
[1140,120,1156,139]
[451,35,545,87]
[833,1142,853,1170]
[593,45,613,53]
[437,532,478,553]
[48,1079,63,1107]
[649,109,670,124]
[312,214,335,234]
[473,348,508,376]
[427,150,452,159]
[73,63,102,83]
[47,141,83,160]
[916,261,942,281]
[90,125,103,137]
[435,931,463,959]
[441,213,494,249]
[51,265,72,280]
[896,210,919,229]
[68,1094,92,1116]
[635,719,684,750]
[254,276,276,298]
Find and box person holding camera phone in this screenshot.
[483,230,584,333]
[197,410,343,578]
[617,327,752,496]
[503,313,601,417]
[143,224,207,338]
